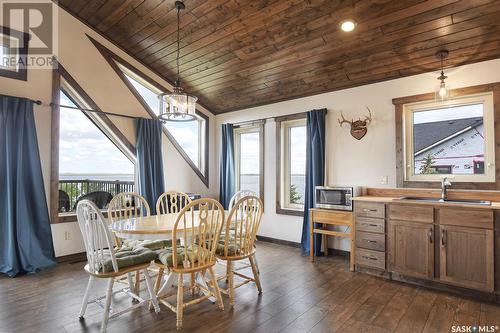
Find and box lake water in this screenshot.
[241,174,305,204]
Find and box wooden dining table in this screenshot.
[110,211,229,241]
[109,211,230,302]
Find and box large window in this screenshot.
[116,61,208,180]
[234,124,264,199]
[277,117,307,215]
[58,81,135,213]
[403,92,495,182]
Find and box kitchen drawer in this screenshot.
[356,217,385,234]
[439,208,493,229]
[354,202,385,219]
[356,231,385,251]
[356,248,385,270]
[389,204,434,223]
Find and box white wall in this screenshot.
[216,58,500,250]
[0,6,218,257]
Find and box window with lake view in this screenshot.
[58,88,135,212]
[278,118,307,213]
[234,125,263,197]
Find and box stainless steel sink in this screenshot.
[398,197,491,206]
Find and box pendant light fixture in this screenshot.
[435,50,450,101]
[158,1,197,122]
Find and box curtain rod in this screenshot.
[44,102,139,120]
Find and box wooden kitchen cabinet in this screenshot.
[439,224,494,292]
[388,220,434,280]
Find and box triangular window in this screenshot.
[58,80,135,213]
[116,61,207,180]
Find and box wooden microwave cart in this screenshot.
[309,208,355,271]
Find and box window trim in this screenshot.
[403,92,495,183]
[276,113,307,216]
[89,35,210,187]
[50,62,136,223]
[393,82,500,190]
[234,122,265,203]
[0,26,29,81]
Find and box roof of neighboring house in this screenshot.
[414,117,483,153]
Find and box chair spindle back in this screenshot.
[172,198,225,270]
[224,196,263,258]
[77,200,118,273]
[228,189,258,209]
[156,191,192,215]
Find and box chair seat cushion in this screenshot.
[123,239,173,250]
[157,246,210,268]
[101,246,157,273]
[215,242,242,256]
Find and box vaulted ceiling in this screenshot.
[59,0,500,114]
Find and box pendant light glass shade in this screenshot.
[158,86,197,122]
[435,50,450,102]
[158,1,197,122]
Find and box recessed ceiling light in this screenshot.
[340,20,356,32]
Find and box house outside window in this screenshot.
[403,92,495,182]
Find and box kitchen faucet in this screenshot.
[441,177,452,201]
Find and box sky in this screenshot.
[413,103,483,124]
[290,126,307,175]
[239,131,260,174]
[59,91,134,175]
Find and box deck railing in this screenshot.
[59,179,135,212]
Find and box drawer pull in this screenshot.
[362,256,377,261]
[360,223,379,227]
[365,240,378,243]
[362,208,378,212]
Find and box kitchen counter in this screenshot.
[353,195,500,210]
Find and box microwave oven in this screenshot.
[314,186,361,211]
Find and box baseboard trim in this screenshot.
[256,235,300,248]
[56,252,86,264]
[256,236,351,259]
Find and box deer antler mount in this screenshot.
[338,107,373,140]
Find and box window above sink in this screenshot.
[402,92,495,183]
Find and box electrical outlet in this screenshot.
[64,231,71,241]
[380,176,388,185]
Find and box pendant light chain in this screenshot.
[157,1,198,122]
[176,4,180,86]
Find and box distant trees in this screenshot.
[290,184,302,204]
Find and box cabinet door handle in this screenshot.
[428,228,433,244]
[441,229,446,246]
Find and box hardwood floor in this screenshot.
[1,242,499,333]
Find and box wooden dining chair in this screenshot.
[155,198,225,330]
[228,189,257,209]
[107,192,152,295]
[227,190,261,275]
[216,195,263,306]
[153,191,192,295]
[76,200,160,333]
[156,190,192,215]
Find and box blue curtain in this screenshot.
[301,108,327,256]
[135,118,165,214]
[0,95,56,277]
[219,123,235,209]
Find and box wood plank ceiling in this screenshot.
[59,0,500,114]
